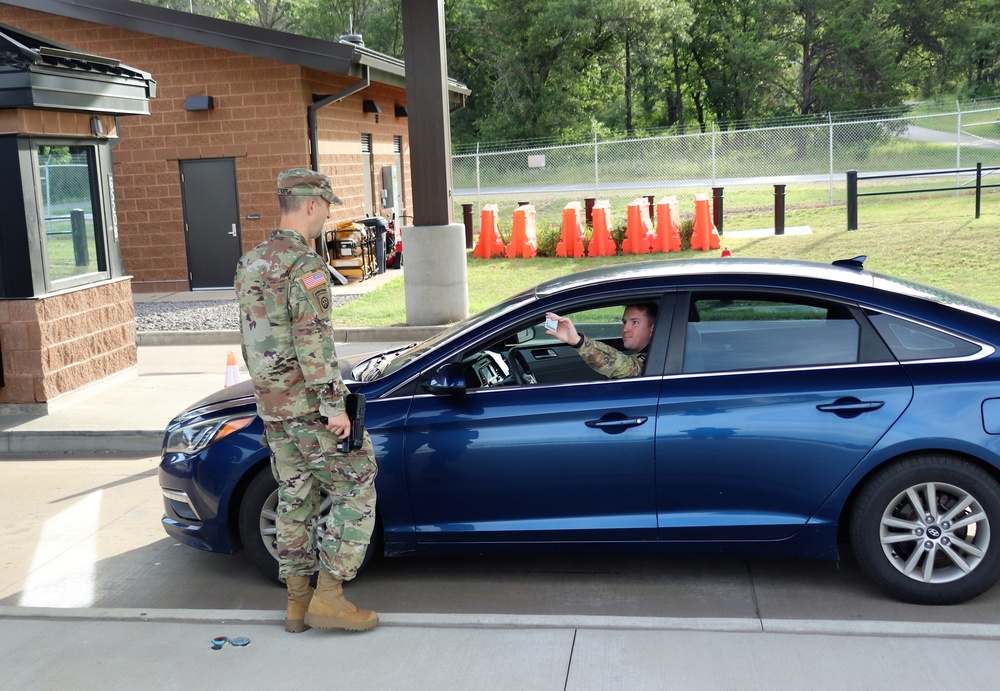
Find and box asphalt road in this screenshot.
[4,453,1000,627]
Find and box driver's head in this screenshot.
[621,303,656,352]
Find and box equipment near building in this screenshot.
[326,221,376,281]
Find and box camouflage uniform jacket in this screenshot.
[577,335,646,379]
[235,229,348,421]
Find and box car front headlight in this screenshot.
[163,414,255,455]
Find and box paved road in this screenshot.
[5,454,1000,690]
[4,453,1000,627]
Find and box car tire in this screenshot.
[237,465,383,585]
[237,466,281,583]
[850,454,1000,605]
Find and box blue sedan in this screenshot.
[158,257,1000,604]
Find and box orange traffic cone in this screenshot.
[587,201,617,256]
[691,194,720,251]
[721,247,732,257]
[225,351,240,387]
[622,199,654,255]
[556,202,586,258]
[654,197,681,253]
[474,204,505,259]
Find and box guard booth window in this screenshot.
[37,144,108,290]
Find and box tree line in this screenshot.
[141,0,1000,145]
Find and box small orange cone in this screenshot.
[721,247,732,257]
[225,351,240,387]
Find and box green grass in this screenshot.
[334,189,1000,326]
[45,222,100,280]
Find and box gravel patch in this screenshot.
[134,296,360,332]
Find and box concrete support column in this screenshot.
[401,0,468,326]
[402,224,468,325]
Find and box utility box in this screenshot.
[381,165,400,211]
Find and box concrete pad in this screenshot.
[0,618,575,691]
[567,627,1000,690]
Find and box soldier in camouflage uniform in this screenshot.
[234,168,379,634]
[545,304,657,378]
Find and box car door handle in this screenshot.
[530,348,558,360]
[816,398,885,418]
[585,413,648,434]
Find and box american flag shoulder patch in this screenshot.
[301,270,327,291]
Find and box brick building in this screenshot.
[0,0,468,409]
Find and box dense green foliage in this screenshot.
[141,0,1000,144]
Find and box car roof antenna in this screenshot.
[832,255,867,270]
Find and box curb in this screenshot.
[0,430,163,455]
[3,606,1000,640]
[136,325,446,346]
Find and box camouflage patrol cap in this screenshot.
[277,168,343,205]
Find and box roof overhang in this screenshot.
[0,21,155,114]
[1,0,470,98]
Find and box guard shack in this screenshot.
[0,25,155,412]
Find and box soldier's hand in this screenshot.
[324,412,351,440]
[544,312,579,345]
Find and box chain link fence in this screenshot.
[38,148,100,280]
[453,99,1000,231]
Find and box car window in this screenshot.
[866,312,982,361]
[684,294,861,373]
[458,301,658,388]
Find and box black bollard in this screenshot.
[712,187,724,236]
[774,184,785,236]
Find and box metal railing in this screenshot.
[846,163,1000,230]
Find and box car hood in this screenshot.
[177,354,368,419]
[180,379,255,418]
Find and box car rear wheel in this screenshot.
[237,465,381,584]
[850,454,1000,604]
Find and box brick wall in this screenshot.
[0,4,412,291]
[0,109,117,138]
[0,279,137,405]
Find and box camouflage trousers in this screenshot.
[262,417,378,582]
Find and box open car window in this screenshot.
[683,293,862,374]
[457,302,658,389]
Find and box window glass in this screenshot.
[458,301,657,388]
[38,145,104,285]
[867,312,981,361]
[685,294,860,373]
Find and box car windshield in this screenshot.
[352,289,537,381]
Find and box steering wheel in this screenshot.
[509,348,536,385]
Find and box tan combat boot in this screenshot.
[284,575,314,633]
[303,570,379,631]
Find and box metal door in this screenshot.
[179,158,241,289]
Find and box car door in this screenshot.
[655,290,914,541]
[401,299,666,544]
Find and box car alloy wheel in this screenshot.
[851,454,1000,604]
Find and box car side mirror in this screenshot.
[422,362,468,395]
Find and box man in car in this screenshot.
[545,303,657,378]
[235,168,379,634]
